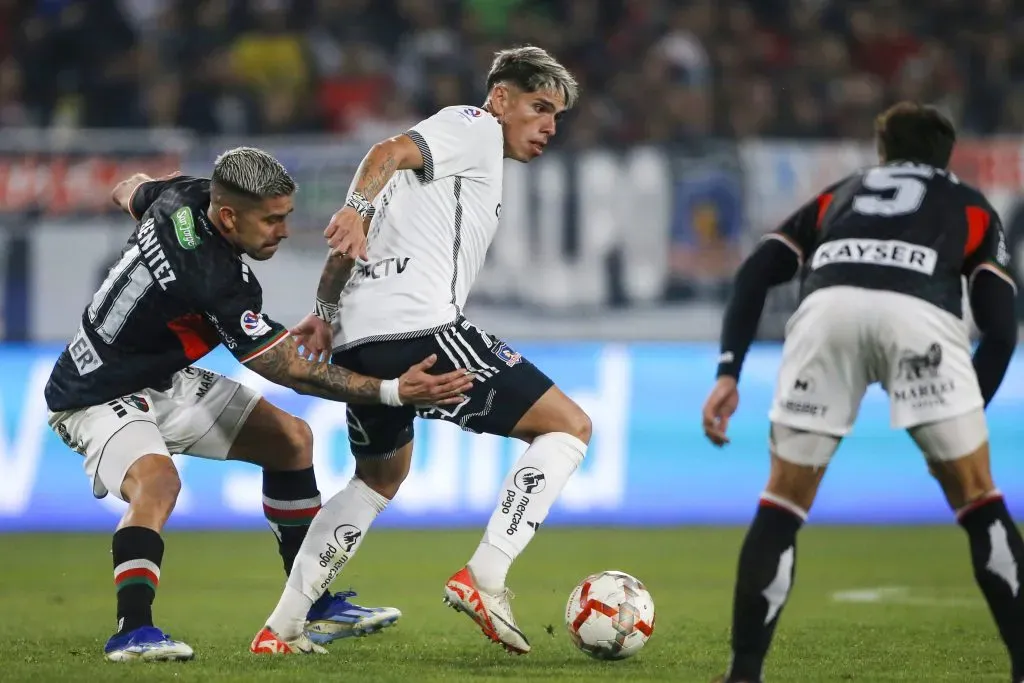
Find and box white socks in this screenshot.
[266,476,388,639]
[468,432,587,592]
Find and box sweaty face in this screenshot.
[231,195,293,261]
[500,88,566,162]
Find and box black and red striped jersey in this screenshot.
[44,176,288,412]
[764,161,1015,316]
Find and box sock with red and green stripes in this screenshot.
[263,467,322,576]
[112,526,164,634]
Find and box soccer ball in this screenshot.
[565,570,655,660]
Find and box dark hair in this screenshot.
[874,102,956,169]
[485,45,579,109]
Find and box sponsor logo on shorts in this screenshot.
[172,206,202,250]
[514,467,546,494]
[793,377,815,393]
[897,343,942,381]
[781,400,828,417]
[894,342,954,409]
[810,238,938,275]
[193,369,217,400]
[240,310,272,338]
[492,342,522,367]
[893,380,955,409]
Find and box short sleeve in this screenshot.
[405,106,502,182]
[760,191,832,266]
[193,262,289,363]
[129,176,199,220]
[963,204,1016,291]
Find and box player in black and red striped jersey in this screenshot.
[703,102,1022,682]
[43,147,472,661]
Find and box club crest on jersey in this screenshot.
[240,310,271,338]
[492,342,522,367]
[172,206,202,250]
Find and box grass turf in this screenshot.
[0,527,1010,682]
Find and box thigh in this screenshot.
[768,290,871,437]
[48,397,168,500]
[879,295,984,429]
[157,367,262,459]
[415,319,555,437]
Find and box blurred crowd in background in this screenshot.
[1,0,1023,144]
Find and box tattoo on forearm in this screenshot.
[355,149,398,202]
[317,252,356,302]
[246,336,381,404]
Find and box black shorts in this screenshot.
[332,318,554,458]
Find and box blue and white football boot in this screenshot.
[304,590,402,645]
[104,625,195,662]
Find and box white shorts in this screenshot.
[769,286,983,437]
[47,367,261,500]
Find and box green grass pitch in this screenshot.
[0,527,1011,681]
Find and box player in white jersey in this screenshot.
[251,46,587,656]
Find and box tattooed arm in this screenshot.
[323,134,425,259]
[247,335,381,403]
[348,133,425,203]
[246,335,473,405]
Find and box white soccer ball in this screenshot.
[565,570,656,660]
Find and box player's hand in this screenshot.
[702,376,739,447]
[324,206,369,261]
[290,313,333,363]
[397,354,473,406]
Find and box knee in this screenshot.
[123,455,181,512]
[288,418,314,467]
[567,408,593,445]
[355,453,411,500]
[275,417,314,469]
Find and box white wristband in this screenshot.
[379,378,402,407]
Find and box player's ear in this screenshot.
[218,204,237,233]
[491,84,512,117]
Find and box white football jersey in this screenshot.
[333,105,505,350]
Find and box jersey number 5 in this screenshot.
[852,166,931,217]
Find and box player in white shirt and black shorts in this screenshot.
[252,46,589,657]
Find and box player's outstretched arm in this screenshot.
[111,171,181,218]
[111,173,154,215]
[245,334,472,406]
[324,134,425,259]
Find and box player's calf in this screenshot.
[913,416,1024,680]
[723,425,837,683]
[104,452,186,661]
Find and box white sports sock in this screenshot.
[265,476,388,639]
[468,432,586,592]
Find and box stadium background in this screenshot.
[1,0,1024,532]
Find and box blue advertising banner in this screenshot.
[1,343,1022,532]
